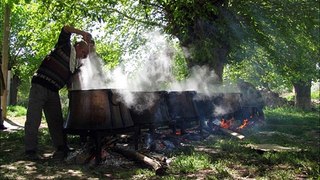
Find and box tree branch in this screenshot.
[102,6,164,28]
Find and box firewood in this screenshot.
[245,143,303,152]
[112,146,166,175]
[220,128,245,139]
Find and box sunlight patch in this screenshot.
[67,169,84,177]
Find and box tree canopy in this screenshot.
[229,0,319,83]
[1,0,319,109]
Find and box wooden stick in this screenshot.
[112,146,166,175]
[219,128,245,139]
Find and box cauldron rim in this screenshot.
[68,88,119,92]
[69,89,169,93]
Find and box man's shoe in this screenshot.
[52,145,76,160]
[25,150,42,161]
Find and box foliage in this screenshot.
[6,105,26,117]
[3,1,123,103]
[224,44,292,92]
[2,0,319,109]
[95,41,122,69]
[0,3,2,42]
[311,90,320,100]
[59,88,70,118]
[229,0,319,85]
[223,0,319,109]
[136,0,251,82]
[284,93,295,102]
[172,43,188,81]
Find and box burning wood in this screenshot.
[220,118,234,129]
[65,136,119,165]
[237,119,249,130]
[212,119,245,139]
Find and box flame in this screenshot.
[175,129,181,135]
[220,118,232,129]
[237,119,249,130]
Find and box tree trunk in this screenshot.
[215,43,229,83]
[293,80,312,110]
[214,61,224,83]
[9,75,20,105]
[1,4,10,119]
[186,53,225,84]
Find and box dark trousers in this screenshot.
[25,83,65,151]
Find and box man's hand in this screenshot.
[64,25,92,43]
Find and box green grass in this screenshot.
[0,106,319,179]
[170,152,212,174]
[260,107,319,147]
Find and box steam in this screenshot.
[108,31,175,91]
[68,30,240,112]
[68,52,109,90]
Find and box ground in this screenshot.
[1,111,319,179]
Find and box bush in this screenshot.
[311,90,320,100]
[7,105,27,117]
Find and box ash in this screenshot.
[65,137,137,166]
[100,148,135,167]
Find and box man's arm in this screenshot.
[63,25,92,43]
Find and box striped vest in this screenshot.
[32,28,72,92]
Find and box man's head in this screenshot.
[74,41,89,59]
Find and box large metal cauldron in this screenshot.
[129,91,171,128]
[64,89,134,130]
[192,93,215,120]
[165,91,199,132]
[165,91,198,122]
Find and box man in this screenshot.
[24,25,92,160]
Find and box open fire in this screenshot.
[219,114,260,131]
[64,88,265,173]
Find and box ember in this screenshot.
[237,119,249,130]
